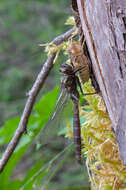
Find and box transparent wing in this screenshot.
[40,88,74,146]
[49,88,68,120]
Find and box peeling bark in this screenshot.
[76,0,126,163]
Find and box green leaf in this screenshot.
[21,159,48,190]
[35,86,59,119]
[7,179,22,189]
[0,86,60,187]
[0,117,20,145]
[0,145,27,187]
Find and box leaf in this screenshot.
[7,180,22,189]
[21,160,48,190]
[0,117,20,145]
[0,86,60,187]
[35,86,59,120]
[0,145,27,187]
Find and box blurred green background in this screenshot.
[0,0,89,189]
[0,0,70,122]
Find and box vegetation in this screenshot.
[0,0,89,189]
[1,1,125,190]
[0,0,70,122]
[81,81,126,189]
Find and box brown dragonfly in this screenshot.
[59,62,84,164]
[41,61,96,164]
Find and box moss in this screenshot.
[81,80,126,190]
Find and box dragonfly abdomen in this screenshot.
[59,62,82,164]
[73,101,82,164]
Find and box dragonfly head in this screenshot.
[59,63,73,75]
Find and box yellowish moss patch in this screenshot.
[81,80,126,190]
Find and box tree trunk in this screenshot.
[76,0,126,163]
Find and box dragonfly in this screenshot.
[59,62,91,164]
[40,60,95,165]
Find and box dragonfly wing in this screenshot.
[40,89,74,146]
[50,88,68,120]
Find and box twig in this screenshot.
[0,27,75,172]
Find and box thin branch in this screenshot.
[0,27,75,173]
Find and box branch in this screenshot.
[0,28,75,173]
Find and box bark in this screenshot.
[76,0,126,163]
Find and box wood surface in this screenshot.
[77,0,126,163]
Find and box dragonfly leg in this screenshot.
[84,92,97,96]
[76,76,84,95]
[73,65,87,74]
[76,76,98,96]
[71,94,79,102]
[70,61,74,68]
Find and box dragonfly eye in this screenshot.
[59,63,73,74]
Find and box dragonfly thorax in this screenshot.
[60,62,79,100]
[61,75,76,89]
